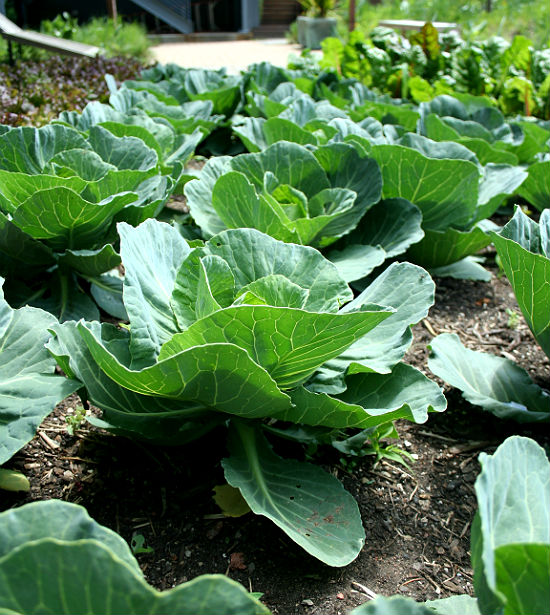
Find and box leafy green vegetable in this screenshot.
[490,207,550,357]
[352,436,550,615]
[0,500,269,614]
[428,333,549,422]
[0,277,80,467]
[0,123,178,320]
[185,141,382,248]
[47,219,442,565]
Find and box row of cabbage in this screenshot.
[0,61,548,614]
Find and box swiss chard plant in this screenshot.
[0,123,180,320]
[47,219,445,566]
[351,436,550,615]
[319,26,550,120]
[0,499,268,614]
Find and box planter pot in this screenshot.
[296,16,337,50]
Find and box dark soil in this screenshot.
[3,249,549,615]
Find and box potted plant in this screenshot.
[296,0,338,49]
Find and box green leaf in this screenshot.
[185,155,234,237]
[12,188,136,252]
[0,125,89,174]
[58,244,121,277]
[475,164,528,222]
[118,220,191,366]
[330,198,424,280]
[211,172,297,242]
[159,304,392,389]
[77,321,293,419]
[313,143,382,217]
[0,502,268,615]
[474,436,550,615]
[0,171,86,215]
[187,228,353,313]
[264,117,318,147]
[50,148,117,181]
[48,321,217,445]
[213,484,251,517]
[429,256,492,281]
[517,161,550,212]
[230,142,329,200]
[457,137,519,166]
[0,500,139,573]
[233,116,268,152]
[0,212,55,280]
[326,244,386,283]
[282,363,445,428]
[0,280,80,464]
[0,469,30,492]
[405,225,492,269]
[370,144,480,231]
[313,263,434,387]
[223,420,365,567]
[490,208,550,357]
[89,273,127,320]
[88,125,158,171]
[424,594,481,615]
[428,333,549,422]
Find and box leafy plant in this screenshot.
[47,219,445,566]
[0,55,144,127]
[184,140,383,250]
[0,277,79,487]
[351,436,550,615]
[319,27,550,119]
[428,333,549,422]
[0,122,181,320]
[490,207,550,357]
[0,500,268,614]
[298,0,336,18]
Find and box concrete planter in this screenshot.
[296,16,337,49]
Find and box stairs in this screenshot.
[252,24,289,38]
[260,0,300,25]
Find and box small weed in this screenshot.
[506,308,521,329]
[131,533,154,554]
[65,406,87,436]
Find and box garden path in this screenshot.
[150,37,305,72]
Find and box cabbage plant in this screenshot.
[0,500,268,615]
[347,136,528,280]
[0,123,179,320]
[425,209,550,422]
[48,219,445,566]
[185,140,383,250]
[490,207,550,357]
[0,278,79,488]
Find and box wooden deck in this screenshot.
[0,13,102,58]
[378,19,459,33]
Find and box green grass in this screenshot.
[74,17,152,62]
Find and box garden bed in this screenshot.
[4,256,548,615]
